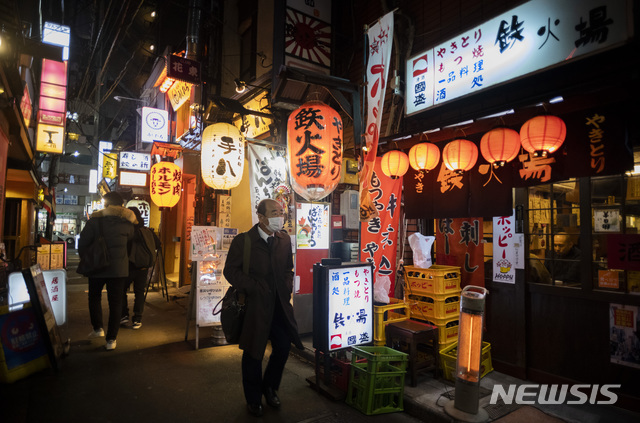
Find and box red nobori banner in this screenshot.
[435,217,485,288]
[359,157,402,295]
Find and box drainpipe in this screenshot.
[186,0,204,60]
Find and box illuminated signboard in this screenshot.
[405,0,632,116]
[141,107,169,143]
[42,21,70,61]
[89,169,98,194]
[166,54,201,85]
[119,152,151,171]
[150,141,183,159]
[119,171,148,187]
[313,262,374,353]
[233,91,273,138]
[36,123,65,154]
[97,141,112,180]
[102,153,118,180]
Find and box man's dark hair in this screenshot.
[103,191,124,207]
[257,199,272,216]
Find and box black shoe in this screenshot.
[247,403,263,417]
[263,386,281,408]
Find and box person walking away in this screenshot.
[121,207,161,329]
[79,192,136,350]
[223,199,304,417]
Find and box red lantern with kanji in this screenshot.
[443,139,478,173]
[519,115,566,157]
[201,123,245,190]
[408,142,440,171]
[287,101,342,201]
[480,128,521,167]
[381,150,409,179]
[150,161,182,208]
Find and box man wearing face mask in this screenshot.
[223,198,304,418]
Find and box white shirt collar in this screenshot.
[257,225,270,242]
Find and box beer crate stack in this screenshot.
[403,265,461,350]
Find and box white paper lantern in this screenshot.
[201,123,245,189]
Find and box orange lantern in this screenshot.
[150,161,182,208]
[287,101,343,201]
[408,142,440,171]
[442,139,478,173]
[201,123,245,190]
[381,150,409,179]
[519,115,566,157]
[480,128,521,167]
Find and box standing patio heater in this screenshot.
[444,285,489,422]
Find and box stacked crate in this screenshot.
[346,346,408,415]
[404,265,461,349]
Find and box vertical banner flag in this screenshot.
[435,217,485,288]
[359,157,402,295]
[360,11,394,221]
[248,144,293,234]
[492,211,517,284]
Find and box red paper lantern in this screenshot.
[150,161,182,208]
[287,101,343,201]
[408,142,440,171]
[480,128,521,167]
[380,150,409,179]
[443,139,478,173]
[520,115,566,157]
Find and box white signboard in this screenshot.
[141,107,169,143]
[119,152,151,171]
[327,264,373,351]
[196,256,229,326]
[190,226,222,261]
[119,171,147,187]
[295,202,330,250]
[406,0,632,116]
[493,211,518,284]
[594,208,621,232]
[9,269,67,325]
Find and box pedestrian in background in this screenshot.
[223,199,304,417]
[79,191,136,351]
[121,206,161,329]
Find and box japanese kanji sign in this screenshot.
[166,54,201,85]
[327,264,374,352]
[493,211,518,284]
[359,158,402,294]
[118,152,151,171]
[607,234,640,271]
[435,217,485,288]
[150,161,182,208]
[296,202,330,250]
[406,0,631,115]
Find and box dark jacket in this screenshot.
[78,205,137,278]
[223,224,303,360]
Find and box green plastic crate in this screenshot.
[346,361,406,415]
[351,346,408,373]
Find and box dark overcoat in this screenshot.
[78,205,136,278]
[223,224,303,360]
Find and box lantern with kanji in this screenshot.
[201,123,245,190]
[442,139,478,173]
[287,101,343,201]
[480,128,521,167]
[408,142,440,171]
[381,150,409,179]
[150,161,182,208]
[519,115,566,157]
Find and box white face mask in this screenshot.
[266,216,284,233]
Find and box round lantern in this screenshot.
[381,150,409,179]
[201,123,245,189]
[519,115,566,157]
[408,142,440,171]
[150,161,182,208]
[480,128,521,167]
[125,199,151,227]
[287,101,343,201]
[442,139,478,173]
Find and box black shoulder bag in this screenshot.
[77,218,110,277]
[213,232,250,344]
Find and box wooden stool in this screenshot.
[385,319,439,387]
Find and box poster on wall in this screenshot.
[359,158,402,295]
[435,217,484,287]
[492,210,526,284]
[295,202,330,250]
[189,226,222,261]
[610,304,640,369]
[247,144,293,234]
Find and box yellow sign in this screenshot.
[168,80,192,111]
[233,92,272,138]
[36,123,65,154]
[103,153,118,179]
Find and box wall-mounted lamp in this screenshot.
[234,79,247,93]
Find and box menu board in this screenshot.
[190,226,222,261]
[195,255,228,327]
[313,261,374,353]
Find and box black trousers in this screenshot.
[88,276,126,340]
[241,300,291,405]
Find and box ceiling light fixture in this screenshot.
[235,79,247,93]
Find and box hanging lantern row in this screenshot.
[287,101,343,201]
[201,122,245,190]
[379,115,566,176]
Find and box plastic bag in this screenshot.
[374,274,391,304]
[408,233,435,268]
